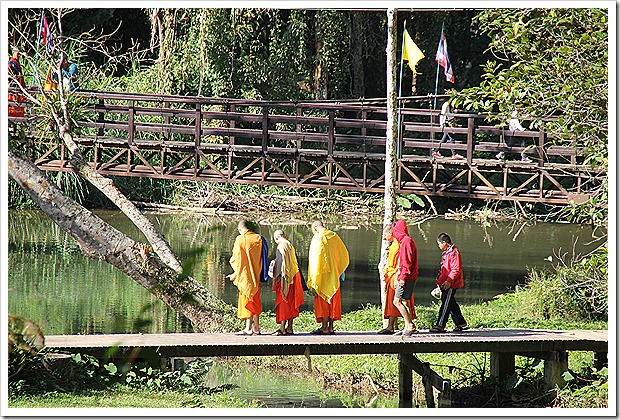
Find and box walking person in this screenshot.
[378,225,415,334]
[430,232,468,333]
[432,101,464,160]
[307,221,349,335]
[270,229,305,336]
[228,220,269,335]
[391,220,418,336]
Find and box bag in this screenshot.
[431,286,442,299]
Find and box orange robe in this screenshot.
[229,231,263,319]
[314,288,342,322]
[272,240,304,323]
[384,240,416,319]
[307,228,349,322]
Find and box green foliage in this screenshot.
[451,9,608,227]
[397,193,425,210]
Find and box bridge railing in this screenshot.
[9,89,581,167]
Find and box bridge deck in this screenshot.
[9,89,606,205]
[44,329,607,408]
[45,328,607,359]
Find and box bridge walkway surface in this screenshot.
[45,328,608,408]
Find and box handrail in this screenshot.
[8,88,579,166]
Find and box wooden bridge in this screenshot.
[9,89,605,205]
[45,328,608,408]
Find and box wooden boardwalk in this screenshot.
[45,328,607,407]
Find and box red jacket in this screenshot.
[392,220,418,283]
[436,244,464,289]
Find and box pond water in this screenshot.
[8,209,599,336]
[7,209,600,408]
[204,360,398,408]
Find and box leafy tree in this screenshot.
[450,8,608,227]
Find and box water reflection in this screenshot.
[204,359,398,408]
[8,210,600,335]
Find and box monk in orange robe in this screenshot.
[307,220,349,335]
[229,220,265,335]
[270,229,304,335]
[378,225,415,334]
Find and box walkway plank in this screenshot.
[45,329,607,359]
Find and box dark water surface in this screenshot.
[8,209,598,335]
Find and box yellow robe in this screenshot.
[384,240,400,289]
[307,228,349,303]
[229,231,263,318]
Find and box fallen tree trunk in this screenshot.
[8,150,234,333]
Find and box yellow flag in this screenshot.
[403,28,424,72]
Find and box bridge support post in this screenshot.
[544,350,568,389]
[398,353,413,408]
[399,353,451,408]
[594,352,608,370]
[490,352,515,383]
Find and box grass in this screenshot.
[9,275,608,409]
[9,386,262,408]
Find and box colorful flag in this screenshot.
[40,11,54,53]
[435,28,454,83]
[402,28,424,72]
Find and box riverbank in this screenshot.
[9,290,608,409]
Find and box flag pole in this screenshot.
[32,9,44,86]
[433,23,444,110]
[397,20,406,158]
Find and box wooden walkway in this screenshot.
[45,328,607,407]
[9,89,606,205]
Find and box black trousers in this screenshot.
[436,287,466,328]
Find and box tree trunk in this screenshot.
[351,13,365,98]
[57,127,183,275]
[8,150,232,333]
[380,8,399,328]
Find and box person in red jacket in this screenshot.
[391,220,418,336]
[431,232,468,332]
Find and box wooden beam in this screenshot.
[490,352,515,382]
[544,350,568,389]
[401,353,452,408]
[398,354,413,408]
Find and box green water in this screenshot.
[205,360,398,408]
[7,209,600,408]
[8,209,599,335]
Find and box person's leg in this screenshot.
[321,317,330,332]
[433,132,449,156]
[447,289,467,327]
[251,313,260,334]
[393,296,413,331]
[434,288,455,330]
[245,318,252,333]
[387,316,396,332]
[285,318,294,334]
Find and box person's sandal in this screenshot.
[377,328,394,335]
[430,325,446,333]
[402,329,417,337]
[453,325,469,332]
[271,329,287,336]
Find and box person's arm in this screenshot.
[397,240,412,284]
[446,249,462,282]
